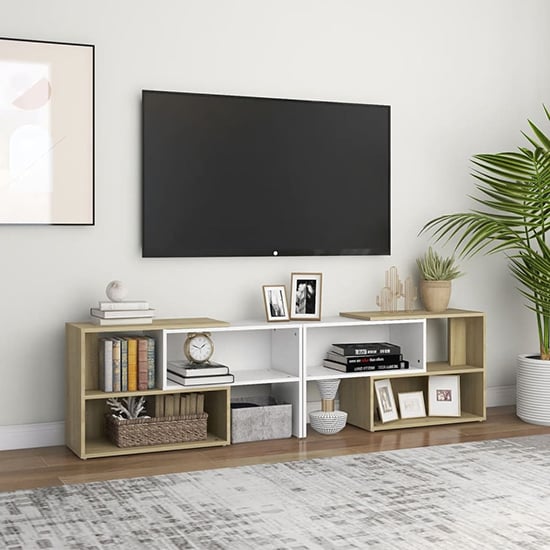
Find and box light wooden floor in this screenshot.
[2,406,550,493]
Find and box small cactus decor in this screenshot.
[376,266,417,312]
[107,396,149,419]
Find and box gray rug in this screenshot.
[2,435,550,549]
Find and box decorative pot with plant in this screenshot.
[420,106,550,426]
[416,246,463,312]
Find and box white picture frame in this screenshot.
[429,375,461,416]
[289,272,322,320]
[374,378,398,423]
[398,391,427,419]
[262,285,290,322]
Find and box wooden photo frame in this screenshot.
[0,37,94,224]
[374,378,398,423]
[428,375,461,417]
[289,272,322,320]
[262,285,290,322]
[398,391,427,419]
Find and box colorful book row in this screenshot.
[98,336,156,392]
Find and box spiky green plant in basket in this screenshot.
[416,247,463,281]
[420,107,550,359]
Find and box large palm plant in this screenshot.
[420,107,550,359]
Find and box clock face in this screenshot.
[185,333,214,363]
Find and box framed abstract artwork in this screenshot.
[398,391,427,419]
[0,37,94,224]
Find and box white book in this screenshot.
[99,338,113,392]
[90,317,154,326]
[98,300,150,311]
[168,359,230,377]
[90,308,155,319]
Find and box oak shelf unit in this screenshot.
[337,309,486,431]
[66,309,485,458]
[66,318,302,459]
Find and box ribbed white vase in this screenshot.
[517,354,550,426]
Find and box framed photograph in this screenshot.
[0,37,94,224]
[429,375,461,416]
[262,285,290,322]
[398,391,426,419]
[374,378,398,423]
[289,272,322,320]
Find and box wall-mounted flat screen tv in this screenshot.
[142,90,390,257]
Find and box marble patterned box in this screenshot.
[230,396,292,443]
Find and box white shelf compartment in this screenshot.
[301,317,426,435]
[303,316,426,381]
[162,321,302,386]
[162,321,304,437]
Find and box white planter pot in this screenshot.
[517,354,550,426]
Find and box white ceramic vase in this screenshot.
[309,379,347,435]
[516,354,550,426]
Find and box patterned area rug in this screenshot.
[2,435,550,549]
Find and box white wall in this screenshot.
[1,0,549,434]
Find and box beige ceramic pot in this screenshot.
[420,280,451,312]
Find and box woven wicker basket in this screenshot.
[105,413,208,447]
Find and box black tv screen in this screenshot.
[142,91,390,257]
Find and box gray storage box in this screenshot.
[231,396,292,443]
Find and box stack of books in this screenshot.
[167,360,234,387]
[90,300,155,325]
[155,392,205,417]
[99,335,156,392]
[323,341,409,373]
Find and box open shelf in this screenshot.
[67,311,486,457]
[84,432,228,458]
[337,310,486,432]
[372,411,485,431]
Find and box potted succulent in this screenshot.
[420,107,550,425]
[416,247,463,312]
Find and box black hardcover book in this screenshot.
[326,351,402,365]
[323,359,409,373]
[331,342,401,356]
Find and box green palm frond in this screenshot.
[419,106,550,358]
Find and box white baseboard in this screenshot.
[486,385,516,407]
[0,421,65,451]
[0,386,517,451]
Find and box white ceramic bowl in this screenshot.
[309,410,347,435]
